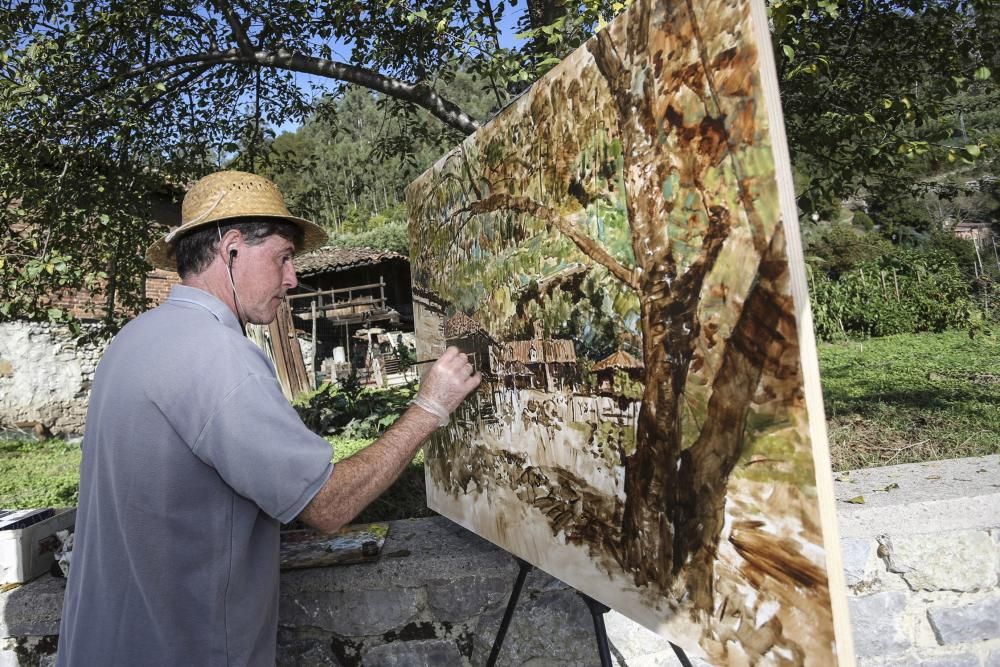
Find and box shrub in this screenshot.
[809,249,978,340]
[294,380,417,439]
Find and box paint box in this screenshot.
[0,508,76,586]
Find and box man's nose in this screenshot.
[284,261,298,289]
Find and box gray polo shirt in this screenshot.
[57,285,334,667]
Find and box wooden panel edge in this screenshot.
[749,0,857,664]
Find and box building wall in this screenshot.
[0,271,180,436]
[0,321,105,436]
[145,270,180,307]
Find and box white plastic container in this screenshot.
[0,508,76,585]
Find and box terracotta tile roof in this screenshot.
[294,246,408,277]
[593,349,643,371]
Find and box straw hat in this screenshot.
[146,170,327,271]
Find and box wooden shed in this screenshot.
[286,247,414,386]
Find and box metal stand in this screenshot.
[486,556,694,667]
[486,558,532,667]
[578,593,613,667]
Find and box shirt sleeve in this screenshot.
[190,372,334,523]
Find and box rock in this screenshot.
[927,596,1000,645]
[880,531,997,592]
[472,589,594,665]
[426,575,509,622]
[916,653,982,667]
[362,638,464,666]
[278,588,419,636]
[848,591,911,656]
[841,537,876,589]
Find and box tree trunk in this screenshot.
[673,228,796,610]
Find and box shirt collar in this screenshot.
[166,285,243,333]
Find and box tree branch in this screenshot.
[90,48,482,136]
[460,193,640,291]
[587,28,633,119]
[211,0,256,58]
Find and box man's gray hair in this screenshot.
[174,218,305,278]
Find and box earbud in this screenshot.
[229,248,237,260]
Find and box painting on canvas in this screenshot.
[407,0,852,662]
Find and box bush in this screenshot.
[0,439,81,508]
[293,379,417,439]
[809,249,978,340]
[805,223,892,276]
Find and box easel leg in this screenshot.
[486,557,533,667]
[669,641,694,667]
[579,593,613,667]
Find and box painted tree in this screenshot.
[409,0,824,616]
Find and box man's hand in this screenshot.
[299,346,482,533]
[413,347,481,423]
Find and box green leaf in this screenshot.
[974,66,991,81]
[845,495,865,504]
[964,144,981,158]
[782,44,795,62]
[46,308,64,321]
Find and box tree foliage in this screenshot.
[776,0,996,212]
[0,0,995,331]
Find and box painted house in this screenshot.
[592,349,644,394]
[498,323,578,393]
[443,311,500,379]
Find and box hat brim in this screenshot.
[146,213,328,272]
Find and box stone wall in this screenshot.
[836,456,1000,667]
[0,322,106,436]
[0,270,179,438]
[2,455,998,666]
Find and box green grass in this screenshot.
[818,329,1000,471]
[0,438,82,508]
[0,434,433,521]
[3,329,996,514]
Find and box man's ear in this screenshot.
[218,228,243,263]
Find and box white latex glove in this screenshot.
[412,347,481,426]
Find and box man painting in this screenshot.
[56,171,480,666]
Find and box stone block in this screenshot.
[849,591,911,656]
[277,636,342,666]
[472,589,595,665]
[928,596,1000,645]
[917,653,981,667]
[362,638,464,666]
[624,653,710,667]
[602,610,676,658]
[0,576,66,638]
[426,575,509,622]
[842,538,876,589]
[279,588,419,636]
[0,636,59,667]
[882,531,997,592]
